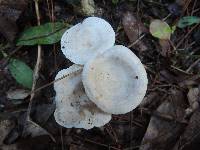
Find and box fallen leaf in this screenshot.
[23,120,55,141]
[0,0,28,42]
[8,58,33,89]
[17,112,55,141]
[0,145,18,150]
[140,89,187,150]
[178,75,200,88]
[122,11,148,51]
[159,70,178,84]
[175,0,188,7]
[173,110,200,150]
[0,0,27,22]
[0,120,15,145]
[0,119,17,150]
[16,22,70,46]
[140,92,160,108]
[177,16,200,28]
[187,88,199,111]
[33,104,55,124]
[159,39,171,57]
[150,19,172,40]
[3,128,20,144]
[0,17,18,42]
[6,89,29,100]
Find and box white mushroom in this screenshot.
[82,45,148,114]
[54,64,111,129]
[61,17,115,65]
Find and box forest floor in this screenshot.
[0,0,200,150]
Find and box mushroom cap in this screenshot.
[61,17,115,65]
[54,64,111,129]
[82,45,148,114]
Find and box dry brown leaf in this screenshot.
[22,120,54,140]
[0,0,28,42]
[176,0,189,7]
[0,17,18,42]
[0,120,15,145]
[140,90,187,150]
[122,11,148,52]
[0,119,17,150]
[159,39,171,57]
[173,110,200,150]
[140,92,159,108]
[6,89,29,100]
[187,88,199,110]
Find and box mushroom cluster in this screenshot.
[54,17,148,129]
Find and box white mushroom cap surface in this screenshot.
[54,64,111,129]
[61,17,115,65]
[82,45,148,114]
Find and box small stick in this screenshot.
[24,0,55,142]
[127,34,145,48]
[29,68,82,95]
[26,0,42,120]
[176,24,199,49]
[186,58,200,73]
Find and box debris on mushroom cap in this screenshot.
[54,64,111,129]
[61,17,115,65]
[82,45,148,114]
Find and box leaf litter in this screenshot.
[0,0,200,150]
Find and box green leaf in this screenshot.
[150,19,172,40]
[16,22,70,46]
[8,59,33,89]
[177,16,200,28]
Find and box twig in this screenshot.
[183,0,192,12]
[186,58,200,73]
[162,13,171,21]
[24,0,55,142]
[29,68,82,96]
[105,124,119,143]
[191,0,198,15]
[46,0,52,22]
[50,0,55,22]
[170,65,193,75]
[127,34,145,48]
[27,0,42,120]
[176,24,199,49]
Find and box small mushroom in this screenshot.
[82,45,148,114]
[54,64,111,129]
[61,17,115,65]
